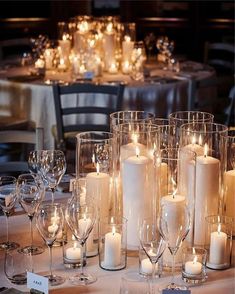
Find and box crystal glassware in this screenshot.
[17,173,45,255]
[66,200,97,285]
[0,176,19,250]
[139,218,166,294]
[159,203,190,290]
[36,203,65,286]
[38,150,66,203]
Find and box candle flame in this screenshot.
[60,58,65,65]
[193,256,197,263]
[96,162,100,175]
[112,225,116,235]
[62,34,67,41]
[107,23,113,33]
[204,143,208,157]
[136,147,140,157]
[111,216,114,224]
[199,135,202,145]
[80,21,89,33]
[218,223,221,234]
[92,154,95,164]
[131,133,138,144]
[192,135,196,145]
[124,35,131,42]
[192,247,196,255]
[73,241,78,249]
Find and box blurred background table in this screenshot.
[0,61,216,149]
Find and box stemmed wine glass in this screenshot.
[139,218,167,294]
[66,199,97,285]
[17,173,45,255]
[159,203,190,290]
[36,203,65,286]
[0,176,19,250]
[36,150,66,203]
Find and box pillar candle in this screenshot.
[86,165,110,221]
[103,23,115,69]
[223,170,235,221]
[209,224,227,265]
[103,226,121,267]
[122,35,134,62]
[194,152,220,246]
[122,152,153,249]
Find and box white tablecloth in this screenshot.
[0,62,215,148]
[0,193,234,294]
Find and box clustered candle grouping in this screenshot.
[33,16,146,80]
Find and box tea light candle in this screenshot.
[104,225,121,267]
[109,62,118,74]
[66,241,81,261]
[185,256,202,275]
[86,163,110,220]
[141,258,153,274]
[58,58,67,71]
[48,223,58,234]
[122,60,132,74]
[59,34,71,58]
[194,144,220,245]
[209,223,227,265]
[44,49,54,69]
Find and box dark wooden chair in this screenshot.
[0,128,44,175]
[52,82,125,149]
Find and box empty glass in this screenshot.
[17,173,45,255]
[0,176,19,250]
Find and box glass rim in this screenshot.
[169,111,214,122]
[205,214,234,224]
[110,110,155,118]
[114,122,160,134]
[180,122,228,134]
[76,131,113,142]
[182,247,207,254]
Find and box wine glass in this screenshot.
[159,203,190,290]
[38,150,66,203]
[139,218,167,294]
[66,200,97,285]
[36,203,65,286]
[0,176,19,250]
[17,173,45,255]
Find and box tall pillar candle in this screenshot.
[86,167,110,221]
[122,152,153,249]
[122,35,134,62]
[194,152,220,246]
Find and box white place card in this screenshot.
[27,272,48,294]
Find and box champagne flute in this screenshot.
[0,176,19,250]
[159,203,190,290]
[17,173,45,255]
[66,200,97,285]
[36,203,65,286]
[139,218,166,294]
[38,150,66,203]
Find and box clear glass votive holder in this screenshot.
[206,215,233,270]
[139,248,162,277]
[99,216,127,271]
[182,247,207,284]
[63,234,86,269]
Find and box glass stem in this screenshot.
[29,215,33,248]
[80,244,84,276]
[171,253,175,286]
[151,262,156,294]
[48,245,53,279]
[6,215,9,244]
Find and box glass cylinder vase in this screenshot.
[155,147,196,269]
[180,122,228,246]
[220,130,235,236]
[113,122,160,252]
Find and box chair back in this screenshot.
[204,42,235,72]
[0,128,44,174]
[52,82,125,148]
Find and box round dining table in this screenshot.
[0,61,216,149]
